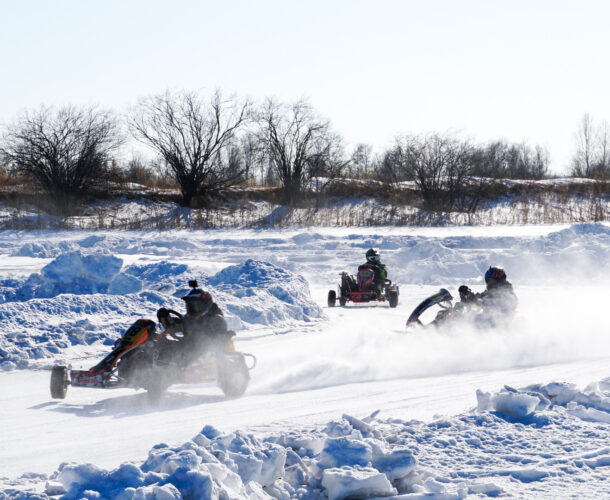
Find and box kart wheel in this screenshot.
[146,378,167,404]
[388,291,399,308]
[327,290,336,307]
[50,366,69,399]
[339,297,347,306]
[218,354,249,398]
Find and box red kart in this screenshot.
[327,268,399,308]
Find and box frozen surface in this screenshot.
[0,222,609,498]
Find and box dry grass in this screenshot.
[0,178,607,229]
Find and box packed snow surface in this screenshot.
[0,223,609,499]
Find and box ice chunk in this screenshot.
[318,437,372,469]
[321,466,397,500]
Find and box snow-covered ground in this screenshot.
[1,223,609,498]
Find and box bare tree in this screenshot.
[470,140,549,180]
[0,105,122,214]
[570,114,610,178]
[571,113,597,177]
[596,120,609,177]
[377,134,487,212]
[256,99,346,204]
[129,90,251,206]
[350,143,373,178]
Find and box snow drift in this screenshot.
[11,376,610,499]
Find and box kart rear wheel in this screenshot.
[327,290,336,307]
[218,354,249,398]
[50,366,69,399]
[387,291,399,308]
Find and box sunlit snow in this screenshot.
[0,223,609,499]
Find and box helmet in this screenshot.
[458,285,473,301]
[366,248,380,263]
[484,266,507,288]
[182,288,213,316]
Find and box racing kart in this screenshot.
[406,288,484,329]
[328,267,399,308]
[50,311,256,402]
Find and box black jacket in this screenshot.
[462,282,518,316]
[158,303,228,362]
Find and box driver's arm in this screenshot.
[157,308,184,337]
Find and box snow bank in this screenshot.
[206,259,322,327]
[39,412,449,500]
[33,375,610,500]
[476,379,610,423]
[384,222,610,287]
[5,377,610,498]
[0,251,131,301]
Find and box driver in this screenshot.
[156,282,228,364]
[458,266,518,317]
[358,248,388,293]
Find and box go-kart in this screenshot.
[406,288,487,329]
[328,267,399,308]
[406,288,455,328]
[50,310,256,402]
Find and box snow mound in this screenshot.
[43,412,459,500]
[206,259,323,326]
[0,251,136,301]
[9,235,107,258]
[477,379,610,424]
[123,261,190,295]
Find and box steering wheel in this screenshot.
[165,309,183,320]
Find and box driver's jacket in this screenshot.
[162,303,228,362]
[357,262,388,287]
[471,282,518,316]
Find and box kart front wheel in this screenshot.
[327,290,336,307]
[50,366,69,399]
[387,291,399,308]
[146,377,168,403]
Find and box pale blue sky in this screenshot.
[1,0,609,172]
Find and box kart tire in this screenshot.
[50,365,69,399]
[146,378,167,404]
[339,297,347,306]
[388,291,399,308]
[218,354,249,398]
[327,290,336,307]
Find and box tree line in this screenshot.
[0,89,607,215]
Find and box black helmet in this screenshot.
[458,285,473,301]
[484,266,507,288]
[366,248,380,263]
[182,287,213,316]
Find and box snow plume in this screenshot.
[253,282,610,394]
